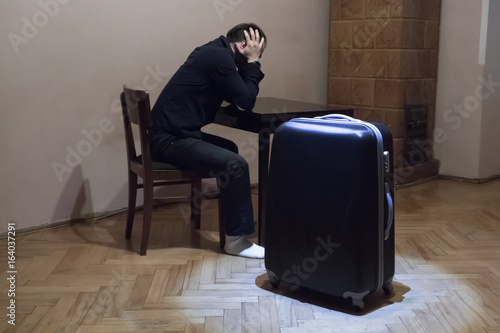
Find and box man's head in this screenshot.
[227,23,267,49]
[227,23,267,64]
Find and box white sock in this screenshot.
[224,235,265,259]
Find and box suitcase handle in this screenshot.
[315,114,360,122]
[384,183,394,240]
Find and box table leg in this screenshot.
[258,130,270,246]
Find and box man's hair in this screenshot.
[226,23,267,48]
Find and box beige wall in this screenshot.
[0,0,331,233]
[435,0,500,180]
[480,0,500,178]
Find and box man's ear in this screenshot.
[236,41,246,51]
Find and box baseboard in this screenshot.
[394,174,500,190]
[0,190,232,240]
[0,208,128,239]
[3,177,495,239]
[0,198,191,239]
[394,174,440,189]
[439,174,500,184]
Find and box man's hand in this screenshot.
[242,27,265,63]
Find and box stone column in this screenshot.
[328,0,441,186]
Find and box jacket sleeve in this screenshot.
[204,49,265,111]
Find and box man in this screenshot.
[150,23,267,259]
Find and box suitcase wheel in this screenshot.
[382,282,393,296]
[343,290,370,312]
[267,270,280,288]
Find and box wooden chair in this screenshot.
[120,85,225,255]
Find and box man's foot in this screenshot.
[224,235,265,259]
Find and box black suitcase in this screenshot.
[265,114,395,311]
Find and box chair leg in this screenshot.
[125,172,138,239]
[191,179,202,230]
[218,197,225,249]
[140,181,154,256]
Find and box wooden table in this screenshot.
[213,97,354,245]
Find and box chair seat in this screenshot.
[135,155,216,179]
[135,155,181,170]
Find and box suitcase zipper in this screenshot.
[357,121,385,293]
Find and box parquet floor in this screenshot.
[1,178,500,333]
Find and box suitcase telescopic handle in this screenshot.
[384,183,394,241]
[315,114,360,122]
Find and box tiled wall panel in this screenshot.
[328,0,441,175]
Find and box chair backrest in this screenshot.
[120,85,154,173]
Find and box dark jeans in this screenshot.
[150,132,255,236]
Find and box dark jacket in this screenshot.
[151,36,265,140]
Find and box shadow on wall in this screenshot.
[51,161,196,227]
[52,165,94,224]
[103,182,130,215]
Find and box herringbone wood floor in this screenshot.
[1,179,500,332]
